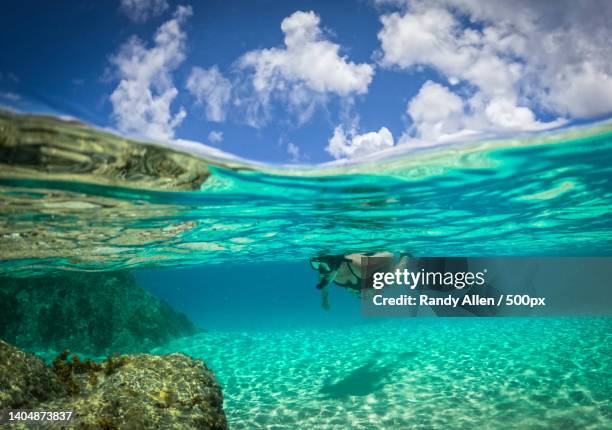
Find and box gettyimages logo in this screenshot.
[371,267,487,290]
[360,256,487,291]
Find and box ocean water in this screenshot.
[154,318,612,430]
[1,111,612,428]
[139,265,611,429]
[2,111,612,277]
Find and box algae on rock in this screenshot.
[0,270,199,356]
[0,340,66,409]
[0,341,227,430]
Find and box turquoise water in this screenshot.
[1,112,612,428]
[2,112,612,276]
[155,318,612,429]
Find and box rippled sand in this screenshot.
[155,318,611,429]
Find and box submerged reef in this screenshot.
[0,341,227,429]
[0,340,66,409]
[0,270,199,356]
[0,110,251,274]
[0,109,214,191]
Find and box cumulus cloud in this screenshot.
[403,80,562,146]
[238,10,375,126]
[326,125,394,159]
[120,0,168,22]
[377,1,572,145]
[109,5,192,141]
[208,130,223,143]
[186,66,232,122]
[378,6,524,99]
[405,81,472,143]
[442,0,612,119]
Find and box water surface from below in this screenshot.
[2,111,612,276]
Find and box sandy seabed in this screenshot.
[155,317,611,429]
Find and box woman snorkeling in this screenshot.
[309,253,499,315]
[310,252,408,309]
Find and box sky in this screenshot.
[1,0,612,164]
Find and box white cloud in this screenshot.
[377,5,523,99]
[403,80,561,146]
[120,0,168,22]
[326,125,394,159]
[109,5,192,141]
[406,81,470,143]
[437,0,612,118]
[376,0,612,148]
[208,130,223,143]
[286,142,301,162]
[186,66,232,122]
[238,10,374,126]
[407,81,463,126]
[378,3,564,144]
[540,61,612,119]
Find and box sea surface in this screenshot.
[1,110,612,428]
[1,111,612,277]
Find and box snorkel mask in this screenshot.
[310,255,345,289]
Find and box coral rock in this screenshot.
[0,342,227,430]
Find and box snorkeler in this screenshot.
[310,253,499,315]
[310,252,408,309]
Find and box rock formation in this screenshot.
[0,271,199,356]
[0,341,227,429]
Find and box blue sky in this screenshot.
[1,0,612,164]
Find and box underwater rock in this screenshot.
[0,109,213,191]
[0,340,66,409]
[1,343,227,429]
[44,351,228,430]
[0,271,199,356]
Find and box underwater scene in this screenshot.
[0,110,611,429]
